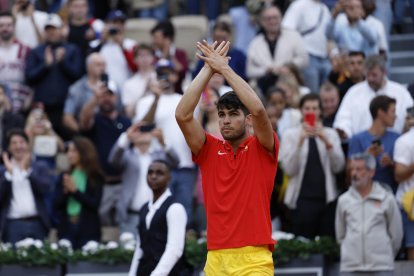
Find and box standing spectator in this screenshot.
[0,85,25,150]
[394,0,414,33]
[12,0,49,48]
[327,0,377,56]
[122,44,156,119]
[373,0,392,36]
[80,80,131,226]
[192,21,247,81]
[336,153,403,275]
[333,55,413,140]
[135,59,195,222]
[394,111,414,260]
[348,96,399,193]
[0,11,32,114]
[90,10,137,90]
[329,51,366,100]
[63,53,107,135]
[54,137,104,249]
[320,82,340,128]
[25,14,83,139]
[151,21,189,94]
[282,0,332,93]
[0,129,53,244]
[108,122,178,235]
[65,0,103,64]
[246,5,308,95]
[129,160,187,276]
[280,94,345,239]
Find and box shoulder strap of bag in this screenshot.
[301,5,324,37]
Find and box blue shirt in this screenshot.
[348,130,399,193]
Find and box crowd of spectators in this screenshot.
[1,0,414,273]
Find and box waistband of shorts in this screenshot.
[209,245,270,254]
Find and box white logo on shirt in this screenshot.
[218,150,227,156]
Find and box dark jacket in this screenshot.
[0,161,53,233]
[1,112,25,150]
[53,173,103,243]
[25,42,82,106]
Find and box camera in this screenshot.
[108,27,119,35]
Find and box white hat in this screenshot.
[44,14,63,29]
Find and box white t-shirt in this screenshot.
[15,11,49,48]
[134,93,194,168]
[394,128,414,206]
[282,0,331,57]
[129,150,153,211]
[122,72,156,107]
[333,80,414,137]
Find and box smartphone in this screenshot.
[100,73,109,83]
[372,138,382,147]
[304,113,316,127]
[108,27,119,35]
[139,123,156,133]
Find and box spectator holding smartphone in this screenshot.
[108,121,178,236]
[53,136,104,249]
[280,93,345,239]
[348,96,399,193]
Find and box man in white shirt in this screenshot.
[122,44,156,119]
[394,112,414,261]
[246,5,308,95]
[0,129,53,243]
[282,0,332,93]
[333,55,413,139]
[134,59,196,222]
[129,159,187,276]
[12,0,48,48]
[0,11,32,113]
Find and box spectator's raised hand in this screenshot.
[366,143,383,158]
[55,47,66,63]
[196,40,231,73]
[126,123,142,143]
[63,174,77,193]
[2,152,13,174]
[380,153,393,167]
[45,46,53,66]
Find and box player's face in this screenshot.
[218,107,248,141]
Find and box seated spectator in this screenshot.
[0,129,53,244]
[327,0,377,56]
[129,160,187,276]
[320,82,340,128]
[336,153,403,274]
[275,75,303,109]
[108,122,178,236]
[63,53,108,135]
[12,0,48,48]
[25,103,65,170]
[0,11,32,113]
[329,51,365,100]
[334,55,413,140]
[25,14,83,139]
[122,44,156,119]
[151,21,189,94]
[279,63,311,95]
[54,136,104,249]
[0,85,25,150]
[348,96,399,193]
[394,110,414,261]
[80,79,131,226]
[246,5,308,95]
[89,10,137,89]
[192,21,247,82]
[134,59,196,222]
[64,0,104,64]
[280,94,345,239]
[282,0,332,93]
[266,86,301,138]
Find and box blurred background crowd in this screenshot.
[0,0,414,265]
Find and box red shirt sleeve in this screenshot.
[192,133,219,165]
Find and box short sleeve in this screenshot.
[192,133,218,165]
[254,132,279,162]
[394,137,411,165]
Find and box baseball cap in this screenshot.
[44,14,63,29]
[106,10,127,22]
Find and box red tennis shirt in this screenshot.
[193,132,279,250]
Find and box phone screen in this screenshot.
[304,113,316,127]
[139,123,156,133]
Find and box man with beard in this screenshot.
[0,11,31,113]
[335,152,403,275]
[80,79,131,226]
[176,41,278,275]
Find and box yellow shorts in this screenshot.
[204,245,274,276]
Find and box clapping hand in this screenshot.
[63,174,77,194]
[196,40,231,73]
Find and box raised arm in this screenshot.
[175,43,217,156]
[197,41,275,153]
